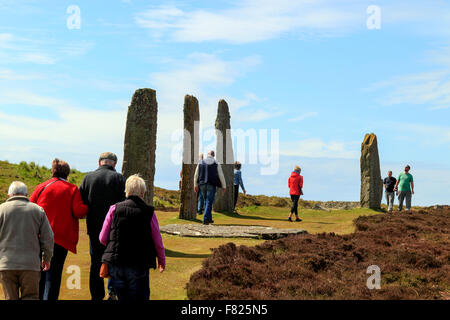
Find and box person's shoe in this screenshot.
[288,217,292,222]
[107,292,118,301]
[203,221,209,225]
[208,220,214,224]
[295,217,302,222]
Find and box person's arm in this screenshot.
[99,205,116,246]
[39,209,54,270]
[72,187,89,219]
[29,185,41,204]
[238,171,246,193]
[151,213,165,272]
[117,175,126,202]
[411,181,414,194]
[194,164,200,188]
[79,176,90,205]
[394,176,400,191]
[217,164,226,189]
[299,175,304,189]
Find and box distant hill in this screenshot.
[0,160,360,211]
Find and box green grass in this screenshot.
[0,160,380,300]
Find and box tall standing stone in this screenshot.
[179,95,200,220]
[122,88,158,206]
[360,133,383,209]
[213,99,235,212]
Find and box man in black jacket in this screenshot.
[80,152,125,301]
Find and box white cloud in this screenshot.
[288,111,318,122]
[135,0,450,44]
[135,1,363,43]
[368,69,450,110]
[280,138,359,159]
[0,69,43,81]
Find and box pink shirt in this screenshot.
[99,204,166,267]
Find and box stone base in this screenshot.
[160,224,307,239]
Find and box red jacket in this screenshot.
[30,178,88,254]
[288,171,304,196]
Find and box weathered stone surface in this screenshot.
[122,88,158,206]
[213,99,234,212]
[160,224,307,240]
[360,133,383,209]
[179,95,200,220]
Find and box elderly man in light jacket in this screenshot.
[0,181,54,300]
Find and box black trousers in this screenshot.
[290,195,300,215]
[233,185,239,209]
[39,243,68,300]
[89,236,107,301]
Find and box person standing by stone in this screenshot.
[383,171,397,213]
[233,161,246,212]
[288,165,303,222]
[0,182,54,300]
[394,165,414,212]
[194,150,226,225]
[79,152,126,301]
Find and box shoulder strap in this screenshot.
[36,179,61,201]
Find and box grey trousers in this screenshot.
[385,191,395,212]
[398,190,412,211]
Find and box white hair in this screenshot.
[8,181,28,196]
[125,174,147,198]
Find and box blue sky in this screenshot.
[0,0,449,205]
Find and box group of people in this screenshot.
[183,150,246,225]
[0,152,165,301]
[0,147,416,300]
[192,152,303,224]
[383,165,415,212]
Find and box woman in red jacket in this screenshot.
[30,159,88,300]
[288,165,303,222]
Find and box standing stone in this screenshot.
[213,99,235,212]
[179,95,200,220]
[360,133,383,209]
[122,88,158,206]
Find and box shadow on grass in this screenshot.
[165,248,210,259]
[218,210,288,222]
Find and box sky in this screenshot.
[0,0,449,206]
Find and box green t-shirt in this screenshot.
[398,172,413,192]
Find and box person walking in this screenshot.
[99,174,165,301]
[79,152,126,301]
[0,182,54,300]
[383,170,397,213]
[233,161,246,212]
[194,150,226,225]
[288,165,303,222]
[30,159,88,300]
[394,165,414,212]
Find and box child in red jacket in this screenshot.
[288,165,303,222]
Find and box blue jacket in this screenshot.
[233,170,245,192]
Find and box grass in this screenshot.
[0,160,380,300]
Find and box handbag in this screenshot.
[99,263,110,278]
